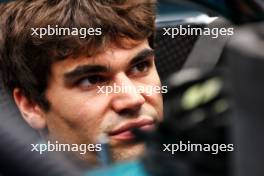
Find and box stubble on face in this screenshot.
[42,39,163,164]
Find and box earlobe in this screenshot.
[13,88,47,130]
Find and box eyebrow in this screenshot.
[63,48,154,85]
[129,49,155,66]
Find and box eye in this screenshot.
[77,75,108,88]
[130,60,152,75]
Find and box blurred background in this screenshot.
[1,0,264,176]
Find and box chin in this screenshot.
[111,142,145,162]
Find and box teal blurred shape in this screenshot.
[86,160,149,176]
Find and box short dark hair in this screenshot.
[0,0,156,111]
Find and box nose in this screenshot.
[111,73,145,115]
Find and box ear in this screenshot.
[13,88,47,130]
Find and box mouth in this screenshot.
[108,117,156,141]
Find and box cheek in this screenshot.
[50,94,112,142]
[152,68,164,120]
[140,70,164,121]
[146,90,164,121]
[51,90,108,124]
[72,97,109,131]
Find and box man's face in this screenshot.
[42,39,163,163]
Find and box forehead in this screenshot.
[50,39,150,77]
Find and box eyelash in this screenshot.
[129,59,153,76]
[76,74,109,89]
[75,58,153,89]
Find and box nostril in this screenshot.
[118,105,141,117]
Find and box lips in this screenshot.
[108,118,155,141]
